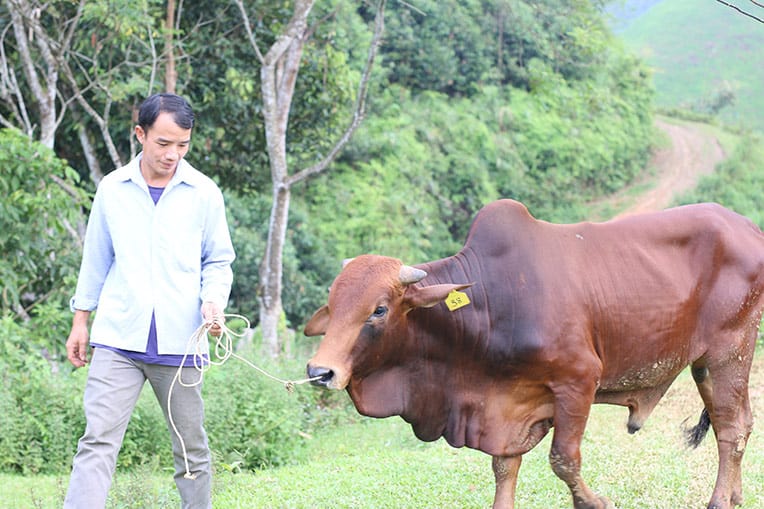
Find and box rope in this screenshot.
[166,314,321,480]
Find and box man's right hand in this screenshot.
[66,310,91,368]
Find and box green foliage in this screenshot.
[296,47,654,273]
[0,317,85,474]
[500,51,654,221]
[675,132,764,226]
[183,0,367,192]
[224,191,334,330]
[0,129,88,322]
[299,89,485,264]
[379,0,492,96]
[204,354,309,470]
[380,0,618,96]
[0,323,349,475]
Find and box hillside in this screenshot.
[590,117,726,219]
[608,0,764,131]
[616,119,725,216]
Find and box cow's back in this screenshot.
[451,200,764,376]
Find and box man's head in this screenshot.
[138,93,195,132]
[135,93,195,186]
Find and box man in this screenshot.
[64,93,235,509]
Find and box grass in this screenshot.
[611,0,764,132]
[5,348,764,508]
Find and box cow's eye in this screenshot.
[371,306,387,319]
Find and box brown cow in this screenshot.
[305,199,764,509]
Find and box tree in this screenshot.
[233,0,387,356]
[1,0,184,181]
[0,128,87,320]
[0,0,85,148]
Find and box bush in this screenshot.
[676,131,764,226]
[203,343,317,471]
[0,317,85,474]
[0,315,353,475]
[0,128,88,325]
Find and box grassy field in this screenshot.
[610,0,764,131]
[5,346,764,509]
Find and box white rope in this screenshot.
[166,314,321,480]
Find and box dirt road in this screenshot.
[603,119,726,218]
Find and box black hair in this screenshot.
[137,93,195,131]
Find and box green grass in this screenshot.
[611,0,764,131]
[6,349,764,508]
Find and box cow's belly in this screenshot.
[599,354,687,391]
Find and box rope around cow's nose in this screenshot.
[167,314,322,480]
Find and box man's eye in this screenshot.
[371,306,387,318]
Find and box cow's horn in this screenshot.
[342,257,355,268]
[399,265,427,285]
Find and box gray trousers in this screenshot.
[64,348,212,509]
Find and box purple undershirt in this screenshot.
[92,184,204,367]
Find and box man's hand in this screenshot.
[66,310,91,368]
[201,301,225,337]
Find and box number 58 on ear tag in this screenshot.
[445,290,470,311]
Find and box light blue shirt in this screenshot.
[71,155,235,355]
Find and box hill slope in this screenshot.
[591,118,725,218]
[609,0,764,131]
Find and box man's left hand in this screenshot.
[201,301,225,337]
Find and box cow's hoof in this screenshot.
[575,496,615,509]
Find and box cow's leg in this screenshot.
[492,455,521,509]
[548,376,614,509]
[693,349,754,509]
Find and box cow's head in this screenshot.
[305,254,471,391]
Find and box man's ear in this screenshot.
[304,305,330,336]
[403,283,473,309]
[135,125,146,144]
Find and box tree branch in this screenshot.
[287,0,387,187]
[715,0,764,23]
[261,0,313,67]
[234,0,265,64]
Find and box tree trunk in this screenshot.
[256,1,312,355]
[258,183,290,357]
[6,0,58,148]
[78,122,104,185]
[164,0,177,93]
[236,0,385,356]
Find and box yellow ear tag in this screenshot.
[445,290,470,311]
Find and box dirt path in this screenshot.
[600,119,726,219]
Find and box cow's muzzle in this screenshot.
[306,365,335,388]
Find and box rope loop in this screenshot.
[168,313,321,479]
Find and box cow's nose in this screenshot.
[306,365,334,387]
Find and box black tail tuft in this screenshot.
[684,408,711,449]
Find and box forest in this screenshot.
[1,0,763,486]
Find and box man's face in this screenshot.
[135,111,192,185]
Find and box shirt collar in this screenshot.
[122,154,200,190]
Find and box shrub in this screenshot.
[676,131,764,227]
[0,315,353,474]
[0,128,88,325]
[0,317,85,474]
[202,344,315,471]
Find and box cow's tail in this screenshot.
[684,408,711,448]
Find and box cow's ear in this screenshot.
[304,305,330,336]
[403,283,473,309]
